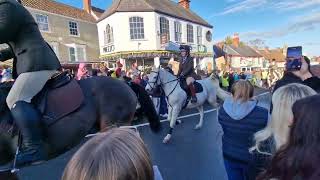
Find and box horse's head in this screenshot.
[145,68,162,96]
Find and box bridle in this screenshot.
[147,70,180,104]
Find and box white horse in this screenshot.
[146,68,230,143]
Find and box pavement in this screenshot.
[16,88,271,180]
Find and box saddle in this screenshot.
[32,71,84,126]
[179,79,203,98]
[179,79,203,109]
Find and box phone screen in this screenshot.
[286,46,302,71]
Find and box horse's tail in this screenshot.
[209,73,230,101]
[130,83,161,133]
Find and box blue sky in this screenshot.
[57,0,320,56]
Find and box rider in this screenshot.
[0,0,61,166]
[177,45,198,103]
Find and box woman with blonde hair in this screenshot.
[251,83,317,155]
[218,80,268,180]
[62,128,154,180]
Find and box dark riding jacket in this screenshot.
[0,0,61,79]
[177,56,198,79]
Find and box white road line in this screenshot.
[134,91,270,128]
[86,91,271,137]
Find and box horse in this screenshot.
[145,68,230,143]
[0,76,161,170]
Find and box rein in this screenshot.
[147,70,180,107]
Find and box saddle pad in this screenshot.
[43,80,84,126]
[180,81,204,96]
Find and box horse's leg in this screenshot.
[194,105,204,130]
[163,106,181,144]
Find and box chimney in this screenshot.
[83,0,91,13]
[232,33,240,47]
[179,0,191,9]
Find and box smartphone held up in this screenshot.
[286,46,302,71]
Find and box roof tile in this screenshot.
[22,0,96,23]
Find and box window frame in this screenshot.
[129,16,145,40]
[35,13,50,32]
[197,26,202,45]
[69,21,80,37]
[187,24,194,43]
[174,21,182,43]
[67,44,87,62]
[104,24,114,45]
[160,17,170,44]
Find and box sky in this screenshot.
[57,0,320,56]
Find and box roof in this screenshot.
[92,6,104,18]
[98,0,212,28]
[22,0,96,23]
[226,45,262,57]
[258,49,285,62]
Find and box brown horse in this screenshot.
[0,76,161,169]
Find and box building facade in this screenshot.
[21,0,100,64]
[97,0,214,72]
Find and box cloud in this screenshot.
[275,0,320,11]
[215,0,320,16]
[216,0,268,16]
[241,12,320,39]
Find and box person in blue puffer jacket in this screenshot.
[218,80,268,180]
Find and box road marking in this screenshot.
[85,91,271,137]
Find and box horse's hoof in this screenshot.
[194,124,202,130]
[163,134,171,144]
[176,120,182,125]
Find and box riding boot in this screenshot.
[10,101,47,167]
[188,84,197,103]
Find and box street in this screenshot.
[17,88,270,180]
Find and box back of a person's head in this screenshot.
[258,95,320,180]
[231,80,254,102]
[62,128,154,180]
[251,83,316,154]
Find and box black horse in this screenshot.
[0,76,160,169]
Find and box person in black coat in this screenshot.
[271,56,320,112]
[0,0,61,167]
[218,80,268,180]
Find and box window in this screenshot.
[69,47,76,62]
[68,45,86,62]
[69,21,79,36]
[174,21,182,42]
[206,31,212,42]
[129,17,145,40]
[35,14,49,32]
[160,17,170,44]
[104,24,114,44]
[187,24,194,43]
[197,26,202,45]
[49,43,59,58]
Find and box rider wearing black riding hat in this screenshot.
[177,45,198,103]
[0,0,61,166]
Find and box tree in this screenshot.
[224,36,233,45]
[248,38,266,49]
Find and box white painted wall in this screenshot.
[97,12,158,55]
[97,11,214,55]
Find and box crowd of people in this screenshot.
[218,55,320,180]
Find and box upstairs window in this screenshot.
[35,14,49,32]
[160,17,170,43]
[197,26,202,45]
[129,17,145,40]
[104,24,114,44]
[174,21,182,42]
[187,24,194,43]
[69,21,79,36]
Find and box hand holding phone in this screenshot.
[286,46,302,71]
